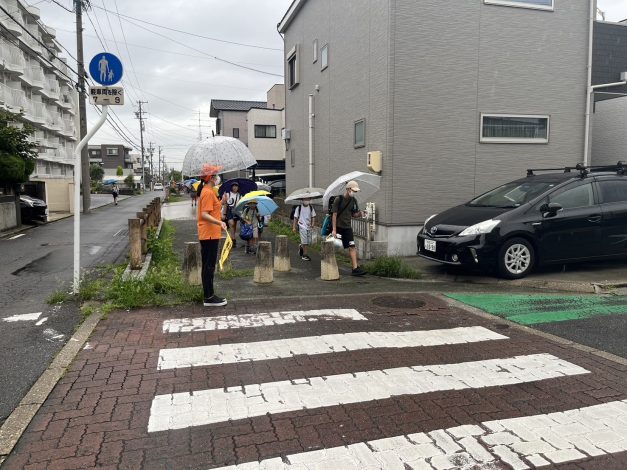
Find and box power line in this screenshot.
[50,0,72,13]
[91,4,282,51]
[113,0,142,93]
[120,16,282,78]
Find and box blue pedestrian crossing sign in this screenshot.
[89,52,123,86]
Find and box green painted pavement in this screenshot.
[447,294,627,325]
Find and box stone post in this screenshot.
[182,242,202,285]
[254,241,273,284]
[128,218,142,269]
[321,240,340,281]
[274,235,291,272]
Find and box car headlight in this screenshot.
[422,214,438,233]
[459,219,500,237]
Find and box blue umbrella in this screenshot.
[235,195,278,217]
[102,179,117,185]
[218,178,257,198]
[183,178,198,187]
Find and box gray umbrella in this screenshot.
[284,187,326,205]
[182,136,257,176]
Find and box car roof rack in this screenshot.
[526,161,624,177]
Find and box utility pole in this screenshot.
[135,101,147,190]
[198,110,202,141]
[158,145,162,182]
[74,0,90,213]
[148,143,154,185]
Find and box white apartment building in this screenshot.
[0,0,78,213]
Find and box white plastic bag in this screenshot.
[326,234,343,249]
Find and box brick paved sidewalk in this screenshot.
[3,294,627,469]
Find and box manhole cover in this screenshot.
[371,296,426,309]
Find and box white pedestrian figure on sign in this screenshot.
[108,69,114,82]
[98,55,109,83]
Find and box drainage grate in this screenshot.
[371,295,426,309]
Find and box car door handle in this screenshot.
[532,222,542,227]
[587,215,602,223]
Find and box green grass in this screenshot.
[76,221,204,311]
[166,194,187,203]
[363,256,422,279]
[47,290,71,305]
[217,268,254,280]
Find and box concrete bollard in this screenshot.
[321,240,340,281]
[274,235,291,272]
[254,241,273,284]
[128,218,142,269]
[182,242,202,285]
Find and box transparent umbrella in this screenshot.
[322,171,382,210]
[284,187,326,205]
[182,136,257,176]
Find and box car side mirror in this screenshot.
[541,202,563,217]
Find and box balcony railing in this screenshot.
[45,77,60,100]
[3,42,25,74]
[0,3,23,36]
[59,93,75,110]
[22,24,41,54]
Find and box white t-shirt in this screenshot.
[294,204,316,229]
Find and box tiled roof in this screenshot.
[210,100,267,117]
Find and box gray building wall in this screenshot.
[592,97,627,166]
[219,110,250,145]
[282,0,590,255]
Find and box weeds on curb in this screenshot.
[363,256,422,279]
[47,290,70,305]
[218,268,254,280]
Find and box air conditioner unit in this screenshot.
[621,72,627,82]
[281,129,291,141]
[367,151,382,173]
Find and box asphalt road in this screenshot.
[0,192,162,426]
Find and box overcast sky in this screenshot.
[31,0,627,171]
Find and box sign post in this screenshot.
[73,53,124,294]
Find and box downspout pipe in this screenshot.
[308,93,314,188]
[583,0,596,167]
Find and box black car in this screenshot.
[269,179,286,197]
[20,195,48,223]
[417,163,627,279]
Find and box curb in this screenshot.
[0,309,104,465]
[440,294,627,367]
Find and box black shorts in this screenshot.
[336,227,355,249]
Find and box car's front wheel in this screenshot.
[497,238,535,279]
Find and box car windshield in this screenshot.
[468,181,556,208]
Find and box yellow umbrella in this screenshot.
[245,190,271,198]
[219,232,233,271]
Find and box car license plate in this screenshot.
[424,239,436,252]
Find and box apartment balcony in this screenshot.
[30,130,46,146]
[0,3,23,37]
[60,118,75,138]
[21,63,45,89]
[43,109,62,133]
[22,24,41,54]
[2,85,26,114]
[58,93,76,112]
[26,6,41,20]
[40,76,60,100]
[22,100,46,125]
[2,42,25,75]
[53,59,71,84]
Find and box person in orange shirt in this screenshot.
[197,164,228,307]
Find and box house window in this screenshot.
[321,44,329,70]
[313,39,318,63]
[287,45,299,89]
[255,125,277,139]
[484,0,553,11]
[354,119,365,148]
[290,149,295,168]
[480,114,549,143]
[233,128,239,139]
[106,147,119,155]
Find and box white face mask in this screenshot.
[302,201,310,206]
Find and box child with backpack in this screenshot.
[292,198,316,261]
[241,201,262,254]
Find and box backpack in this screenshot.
[290,205,301,221]
[240,223,253,240]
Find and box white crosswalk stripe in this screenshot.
[162,308,367,333]
[157,326,508,369]
[213,400,627,469]
[147,353,588,432]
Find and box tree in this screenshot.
[0,111,37,184]
[124,173,134,188]
[169,170,182,182]
[116,165,123,176]
[90,163,104,182]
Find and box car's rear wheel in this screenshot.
[498,238,535,279]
